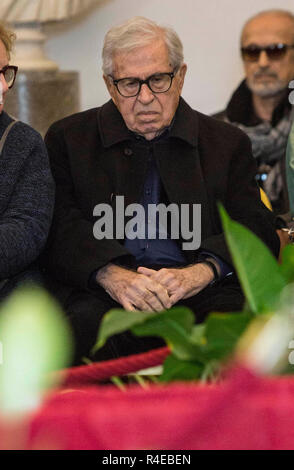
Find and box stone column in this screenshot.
[4,24,80,137]
[5,70,80,137]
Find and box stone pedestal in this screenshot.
[5,70,80,137]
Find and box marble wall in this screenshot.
[5,70,80,137]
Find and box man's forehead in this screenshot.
[112,40,171,77]
[242,15,294,45]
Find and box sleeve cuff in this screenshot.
[198,251,233,279]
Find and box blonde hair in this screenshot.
[102,16,184,75]
[0,22,16,60]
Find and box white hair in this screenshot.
[102,16,184,75]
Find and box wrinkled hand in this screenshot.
[96,263,172,312]
[137,262,218,306]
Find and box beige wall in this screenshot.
[45,0,294,115]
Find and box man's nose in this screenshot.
[137,83,155,103]
[257,50,270,68]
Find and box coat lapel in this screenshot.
[155,140,213,247]
[155,97,213,242]
[116,144,150,206]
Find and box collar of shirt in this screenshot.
[128,117,175,145]
[98,97,199,148]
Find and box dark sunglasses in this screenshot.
[241,43,294,62]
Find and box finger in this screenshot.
[122,300,139,312]
[150,269,176,286]
[127,291,155,312]
[169,293,182,305]
[141,289,167,312]
[137,266,157,276]
[131,274,171,310]
[156,277,178,292]
[129,273,171,311]
[145,280,172,310]
[121,296,139,311]
[165,280,182,295]
[131,286,168,313]
[135,300,154,312]
[138,268,175,292]
[147,273,181,297]
[126,284,157,312]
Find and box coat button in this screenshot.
[124,147,133,156]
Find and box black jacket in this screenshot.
[0,111,54,280]
[43,98,280,291]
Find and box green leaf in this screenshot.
[0,287,73,415]
[94,307,206,362]
[159,353,203,382]
[202,312,253,360]
[190,324,206,345]
[279,244,294,283]
[92,308,158,353]
[132,307,205,361]
[219,204,286,314]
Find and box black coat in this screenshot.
[43,98,280,292]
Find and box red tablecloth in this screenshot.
[6,366,294,450]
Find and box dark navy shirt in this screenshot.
[123,132,232,277]
[124,143,187,267]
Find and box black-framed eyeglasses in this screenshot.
[241,43,294,62]
[0,65,18,89]
[109,70,176,97]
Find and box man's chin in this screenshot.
[134,123,163,140]
[247,79,286,98]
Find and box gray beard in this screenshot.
[246,77,287,98]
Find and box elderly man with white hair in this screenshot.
[43,16,279,364]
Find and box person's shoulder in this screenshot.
[0,115,48,167]
[196,109,250,145]
[0,112,39,139]
[210,109,227,121]
[46,106,100,137]
[179,99,247,141]
[13,119,42,139]
[3,115,45,151]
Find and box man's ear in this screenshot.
[103,74,115,99]
[178,63,187,94]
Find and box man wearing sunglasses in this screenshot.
[43,16,279,364]
[214,9,294,215]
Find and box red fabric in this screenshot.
[55,346,171,387]
[10,367,294,450]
